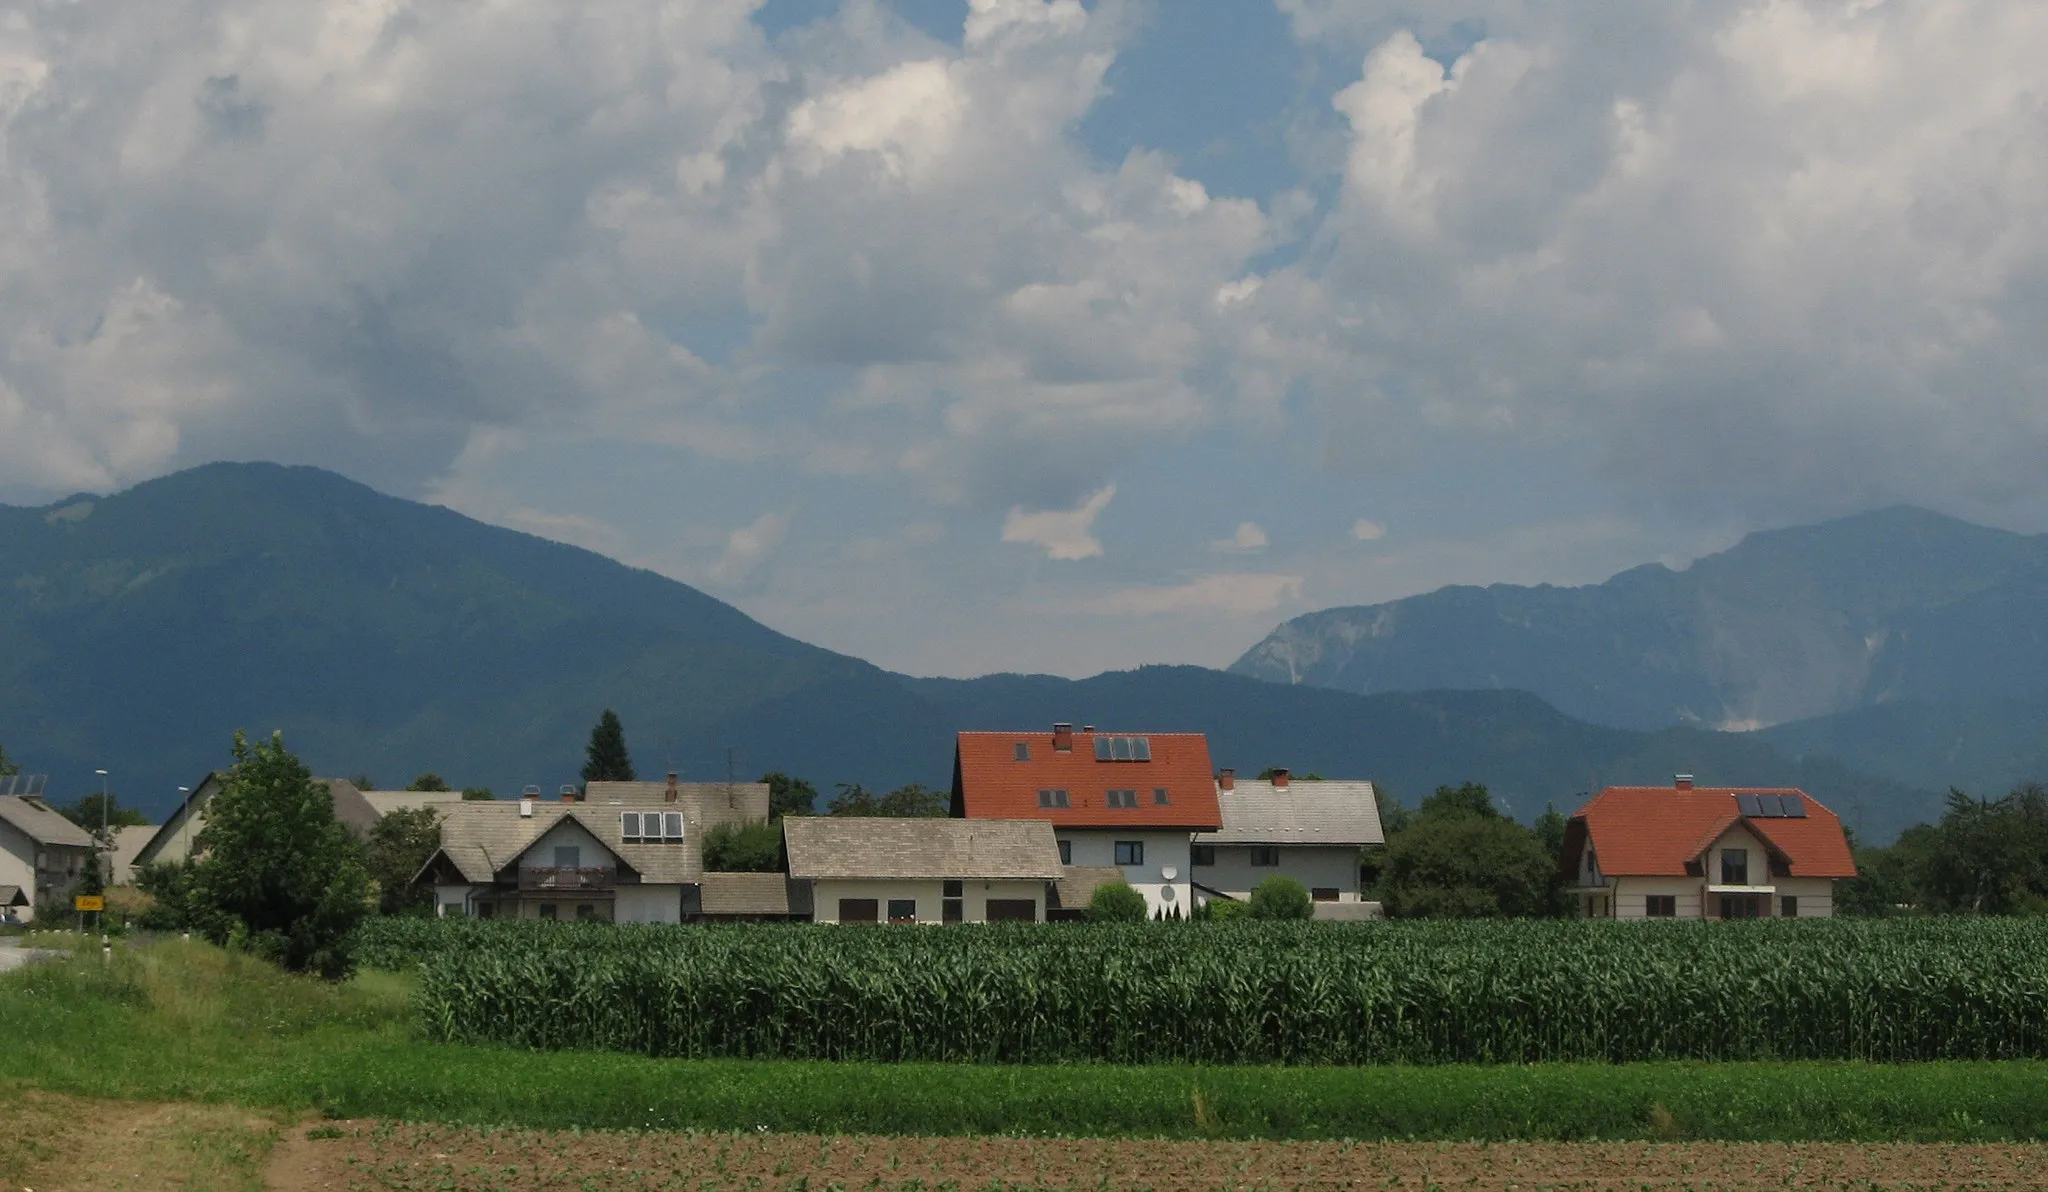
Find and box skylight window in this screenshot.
[1093,736,1152,762]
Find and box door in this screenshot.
[837,898,879,923]
[985,899,1037,922]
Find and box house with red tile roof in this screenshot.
[1559,777,1858,919]
[951,724,1221,918]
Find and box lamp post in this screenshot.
[93,769,108,933]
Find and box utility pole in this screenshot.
[93,769,109,934]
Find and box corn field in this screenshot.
[364,918,2048,1065]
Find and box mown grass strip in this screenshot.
[7,941,2048,1142]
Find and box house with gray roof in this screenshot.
[782,816,1064,924]
[132,773,382,870]
[418,774,770,923]
[1192,769,1385,918]
[0,795,97,922]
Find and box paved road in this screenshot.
[0,936,57,974]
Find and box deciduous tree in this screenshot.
[363,806,443,915]
[406,773,451,792]
[1377,783,1559,918]
[1088,881,1147,923]
[702,820,783,872]
[759,772,818,819]
[184,731,370,978]
[1248,874,1313,920]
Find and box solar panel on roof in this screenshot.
[1754,794,1782,817]
[1095,737,1113,760]
[1132,737,1152,761]
[1782,794,1807,818]
[1736,793,1763,816]
[1112,737,1133,761]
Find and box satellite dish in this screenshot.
[1160,866,1178,881]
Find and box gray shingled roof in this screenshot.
[425,789,758,886]
[783,817,1063,880]
[699,872,796,916]
[1052,865,1126,909]
[322,779,383,837]
[359,790,467,816]
[0,796,95,848]
[1195,780,1385,846]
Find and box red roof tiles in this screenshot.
[1567,785,1857,879]
[952,730,1222,831]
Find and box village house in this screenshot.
[783,816,1064,924]
[130,773,382,869]
[1192,768,1385,918]
[0,795,96,922]
[951,725,1222,918]
[1560,777,1857,919]
[417,774,768,923]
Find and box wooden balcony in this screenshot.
[518,866,616,892]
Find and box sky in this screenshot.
[3,0,2046,678]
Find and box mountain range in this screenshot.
[0,463,2036,841]
[1231,506,2048,734]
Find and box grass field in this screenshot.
[8,937,2048,1145]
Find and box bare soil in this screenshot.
[264,1120,2048,1191]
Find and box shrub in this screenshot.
[1247,875,1313,920]
[1087,881,1148,923]
[702,821,782,872]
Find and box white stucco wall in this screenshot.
[518,819,610,875]
[1194,845,1361,902]
[1057,830,1192,918]
[1609,878,1705,919]
[615,884,683,924]
[809,878,1047,924]
[0,820,36,921]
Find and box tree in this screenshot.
[1838,823,1936,917]
[1247,874,1313,920]
[57,793,150,832]
[406,773,451,792]
[134,861,193,930]
[581,709,636,785]
[363,806,443,915]
[1256,768,1324,780]
[827,782,947,817]
[349,775,377,792]
[703,820,783,871]
[1375,786,1414,837]
[1532,801,1570,868]
[460,786,496,801]
[1918,785,2048,914]
[1376,783,1559,918]
[1088,881,1148,923]
[760,772,818,819]
[183,731,371,978]
[0,743,15,777]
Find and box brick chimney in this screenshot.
[1218,768,1235,792]
[559,784,578,803]
[1675,774,1695,791]
[1271,768,1290,790]
[665,771,679,802]
[1053,723,1073,752]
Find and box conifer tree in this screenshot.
[581,709,636,785]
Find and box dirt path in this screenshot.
[264,1120,2048,1191]
[0,1087,278,1192]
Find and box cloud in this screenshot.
[1085,572,1305,617]
[710,512,791,585]
[1001,484,1115,560]
[1352,519,1386,542]
[1211,521,1270,552]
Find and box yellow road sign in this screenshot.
[73,895,104,912]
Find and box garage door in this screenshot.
[985,899,1037,922]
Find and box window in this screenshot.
[1152,787,1170,805]
[1037,788,1070,809]
[1311,888,1339,902]
[1014,741,1030,761]
[986,899,1037,921]
[838,898,879,923]
[1721,848,1749,886]
[539,904,558,920]
[621,811,642,841]
[1057,840,1072,865]
[476,902,495,919]
[575,904,598,921]
[1249,846,1280,867]
[1191,845,1216,867]
[554,845,581,870]
[887,899,917,924]
[1720,893,1763,919]
[1114,840,1144,866]
[1780,896,1799,918]
[943,880,964,897]
[1106,789,1138,808]
[1646,895,1677,917]
[1092,736,1153,761]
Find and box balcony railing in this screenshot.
[518,866,616,892]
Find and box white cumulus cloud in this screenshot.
[1211,521,1270,552]
[1352,519,1386,542]
[1001,484,1115,560]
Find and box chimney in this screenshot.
[666,771,679,803]
[1219,768,1235,792]
[1053,723,1073,752]
[1082,724,1095,733]
[560,784,578,803]
[1271,768,1290,790]
[519,797,535,818]
[1675,774,1695,791]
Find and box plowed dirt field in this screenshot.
[264,1121,2048,1191]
